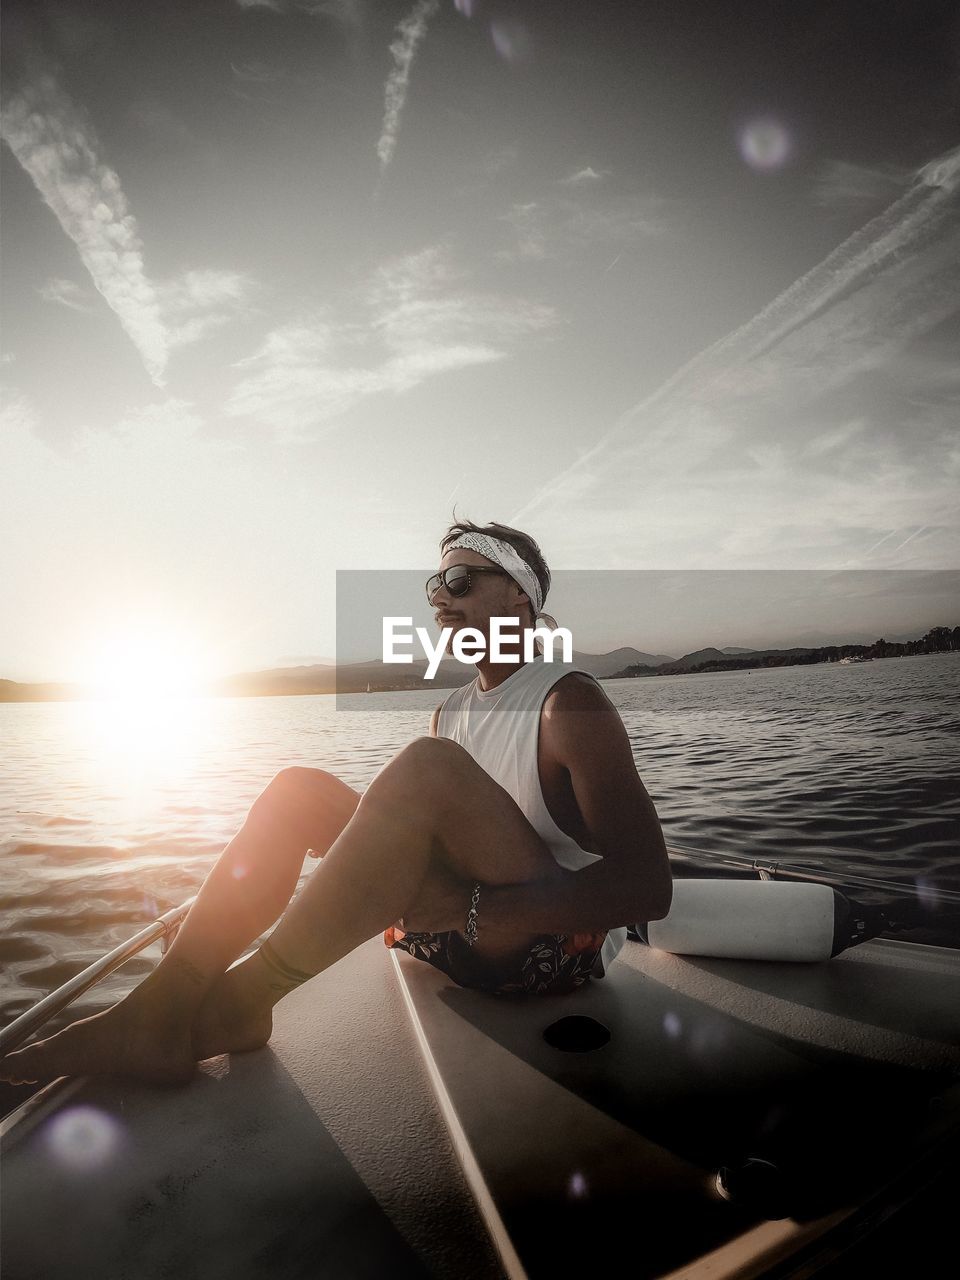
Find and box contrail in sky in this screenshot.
[1,76,168,386]
[510,144,960,526]
[377,0,440,172]
[1,74,252,386]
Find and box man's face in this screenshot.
[431,548,530,652]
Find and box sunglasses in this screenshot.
[425,564,508,604]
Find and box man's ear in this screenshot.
[513,586,536,630]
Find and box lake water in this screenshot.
[2,652,959,1043]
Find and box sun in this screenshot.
[70,620,219,794]
[82,621,213,700]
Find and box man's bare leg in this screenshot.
[0,768,361,1086]
[1,739,562,1082]
[189,737,564,1058]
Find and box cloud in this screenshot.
[226,244,557,435]
[229,60,287,84]
[38,276,94,312]
[498,202,547,260]
[234,0,368,23]
[813,159,912,210]
[497,186,668,261]
[159,270,256,349]
[302,0,366,27]
[377,0,440,172]
[1,74,252,384]
[1,75,168,383]
[560,166,610,185]
[509,146,960,569]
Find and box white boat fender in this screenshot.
[628,878,917,962]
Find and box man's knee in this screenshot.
[253,767,360,849]
[270,765,336,792]
[257,766,340,816]
[370,737,472,808]
[401,735,467,763]
[394,736,472,785]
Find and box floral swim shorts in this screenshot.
[383,925,608,996]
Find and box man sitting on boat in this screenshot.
[0,519,672,1087]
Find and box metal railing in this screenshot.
[666,844,960,906]
[0,897,196,1057]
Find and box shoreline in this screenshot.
[1,647,957,704]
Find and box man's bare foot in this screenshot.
[0,999,196,1087]
[190,954,274,1062]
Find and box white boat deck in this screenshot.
[393,934,960,1278]
[1,936,500,1279]
[2,934,959,1279]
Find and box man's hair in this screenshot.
[439,517,551,612]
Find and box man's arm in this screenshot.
[482,674,673,934]
[429,704,441,737]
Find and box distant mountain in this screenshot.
[572,647,676,677]
[609,644,834,678]
[657,646,827,674]
[331,658,474,695]
[272,655,337,668]
[212,658,477,697]
[0,678,83,702]
[662,647,730,671]
[212,664,337,697]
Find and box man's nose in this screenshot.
[430,580,449,606]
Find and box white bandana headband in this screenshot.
[445,532,545,615]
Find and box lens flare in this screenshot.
[739,118,791,171]
[454,0,474,15]
[568,1170,588,1198]
[663,1010,682,1038]
[45,1105,124,1170]
[914,876,939,912]
[491,19,531,63]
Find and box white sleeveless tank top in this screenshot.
[436,655,627,976]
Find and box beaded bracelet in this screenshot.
[465,882,481,946]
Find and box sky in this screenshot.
[2,0,959,683]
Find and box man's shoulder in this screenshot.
[540,670,616,735]
[545,670,604,701]
[540,671,626,770]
